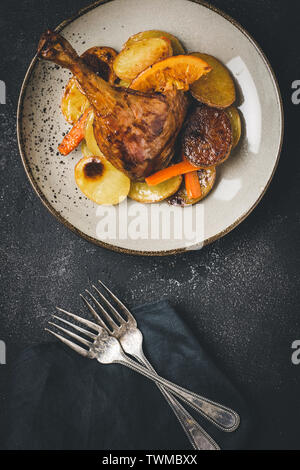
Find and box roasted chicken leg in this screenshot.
[37,30,188,180]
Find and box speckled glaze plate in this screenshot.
[17,0,283,255]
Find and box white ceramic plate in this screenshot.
[17,0,283,255]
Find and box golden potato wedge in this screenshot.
[168,167,216,206]
[61,46,118,124]
[117,79,131,88]
[81,139,94,158]
[113,37,172,82]
[61,77,90,125]
[75,155,130,205]
[226,106,241,148]
[125,30,185,55]
[129,175,182,203]
[190,53,236,109]
[84,111,103,156]
[80,114,130,205]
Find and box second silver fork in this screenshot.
[81,281,239,446]
[81,283,218,451]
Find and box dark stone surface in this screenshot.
[0,0,299,450]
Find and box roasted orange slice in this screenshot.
[182,105,232,167]
[130,55,211,93]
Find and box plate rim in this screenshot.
[17,0,284,256]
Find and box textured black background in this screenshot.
[0,0,299,450]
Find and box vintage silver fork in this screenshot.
[81,286,221,451]
[81,282,239,435]
[47,309,219,450]
[47,284,239,436]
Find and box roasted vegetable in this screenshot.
[81,139,93,158]
[182,105,232,167]
[169,167,216,206]
[81,119,130,205]
[124,30,185,55]
[61,46,117,124]
[130,54,211,93]
[75,154,130,205]
[184,170,202,199]
[58,107,92,155]
[84,111,103,156]
[129,176,182,203]
[117,79,131,88]
[145,160,202,186]
[113,37,172,82]
[226,106,241,148]
[61,77,90,125]
[190,53,236,109]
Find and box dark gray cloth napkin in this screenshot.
[4,300,252,450]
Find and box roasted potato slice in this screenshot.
[226,106,241,148]
[125,30,185,55]
[61,46,118,124]
[81,139,95,158]
[190,53,236,109]
[182,105,232,167]
[117,79,131,88]
[168,167,216,206]
[84,111,103,156]
[129,176,182,203]
[75,155,130,205]
[113,37,172,82]
[61,77,90,125]
[80,114,130,205]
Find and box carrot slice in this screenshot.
[145,160,202,186]
[185,171,202,199]
[58,107,92,156]
[183,155,202,199]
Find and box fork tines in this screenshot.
[47,280,132,353]
[80,280,132,334]
[46,307,99,357]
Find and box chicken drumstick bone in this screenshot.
[37,30,188,181]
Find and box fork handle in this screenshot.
[155,389,219,450]
[117,355,239,432]
[135,352,219,450]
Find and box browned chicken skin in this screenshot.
[37,30,188,180]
